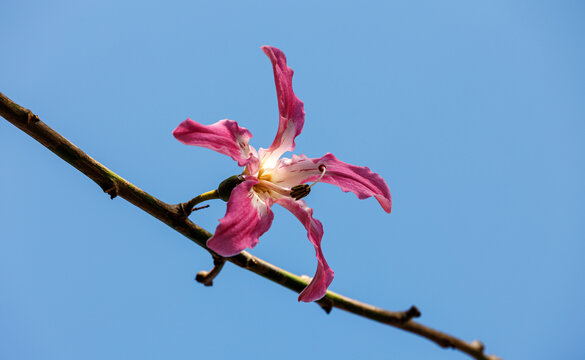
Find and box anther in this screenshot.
[290,184,310,200]
[289,165,327,201]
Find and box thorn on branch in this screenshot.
[317,298,333,314]
[195,255,226,287]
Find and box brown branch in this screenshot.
[0,91,501,360]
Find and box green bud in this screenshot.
[217,175,245,202]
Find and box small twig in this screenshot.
[192,204,210,211]
[195,254,226,287]
[402,305,422,321]
[178,190,220,218]
[0,91,500,360]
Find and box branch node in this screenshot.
[102,182,118,199]
[177,202,187,216]
[26,111,39,125]
[195,255,226,287]
[177,190,218,220]
[470,340,485,352]
[437,338,454,349]
[245,257,258,268]
[400,305,421,322]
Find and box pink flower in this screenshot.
[173,46,392,302]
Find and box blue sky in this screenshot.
[1,1,584,359]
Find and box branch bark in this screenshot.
[0,91,501,360]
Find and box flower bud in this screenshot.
[217,175,245,202]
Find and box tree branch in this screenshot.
[0,91,500,360]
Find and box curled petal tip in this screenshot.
[297,266,335,303]
[276,198,335,302]
[377,194,392,214]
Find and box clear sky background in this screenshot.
[1,1,584,359]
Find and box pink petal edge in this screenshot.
[272,153,392,213]
[276,197,334,302]
[173,118,257,167]
[207,179,274,256]
[259,46,306,168]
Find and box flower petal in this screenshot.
[173,118,257,168]
[207,179,274,256]
[259,46,305,168]
[275,197,334,302]
[270,153,392,213]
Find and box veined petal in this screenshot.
[259,46,305,168]
[207,179,274,256]
[275,197,334,302]
[173,118,258,168]
[270,153,392,213]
